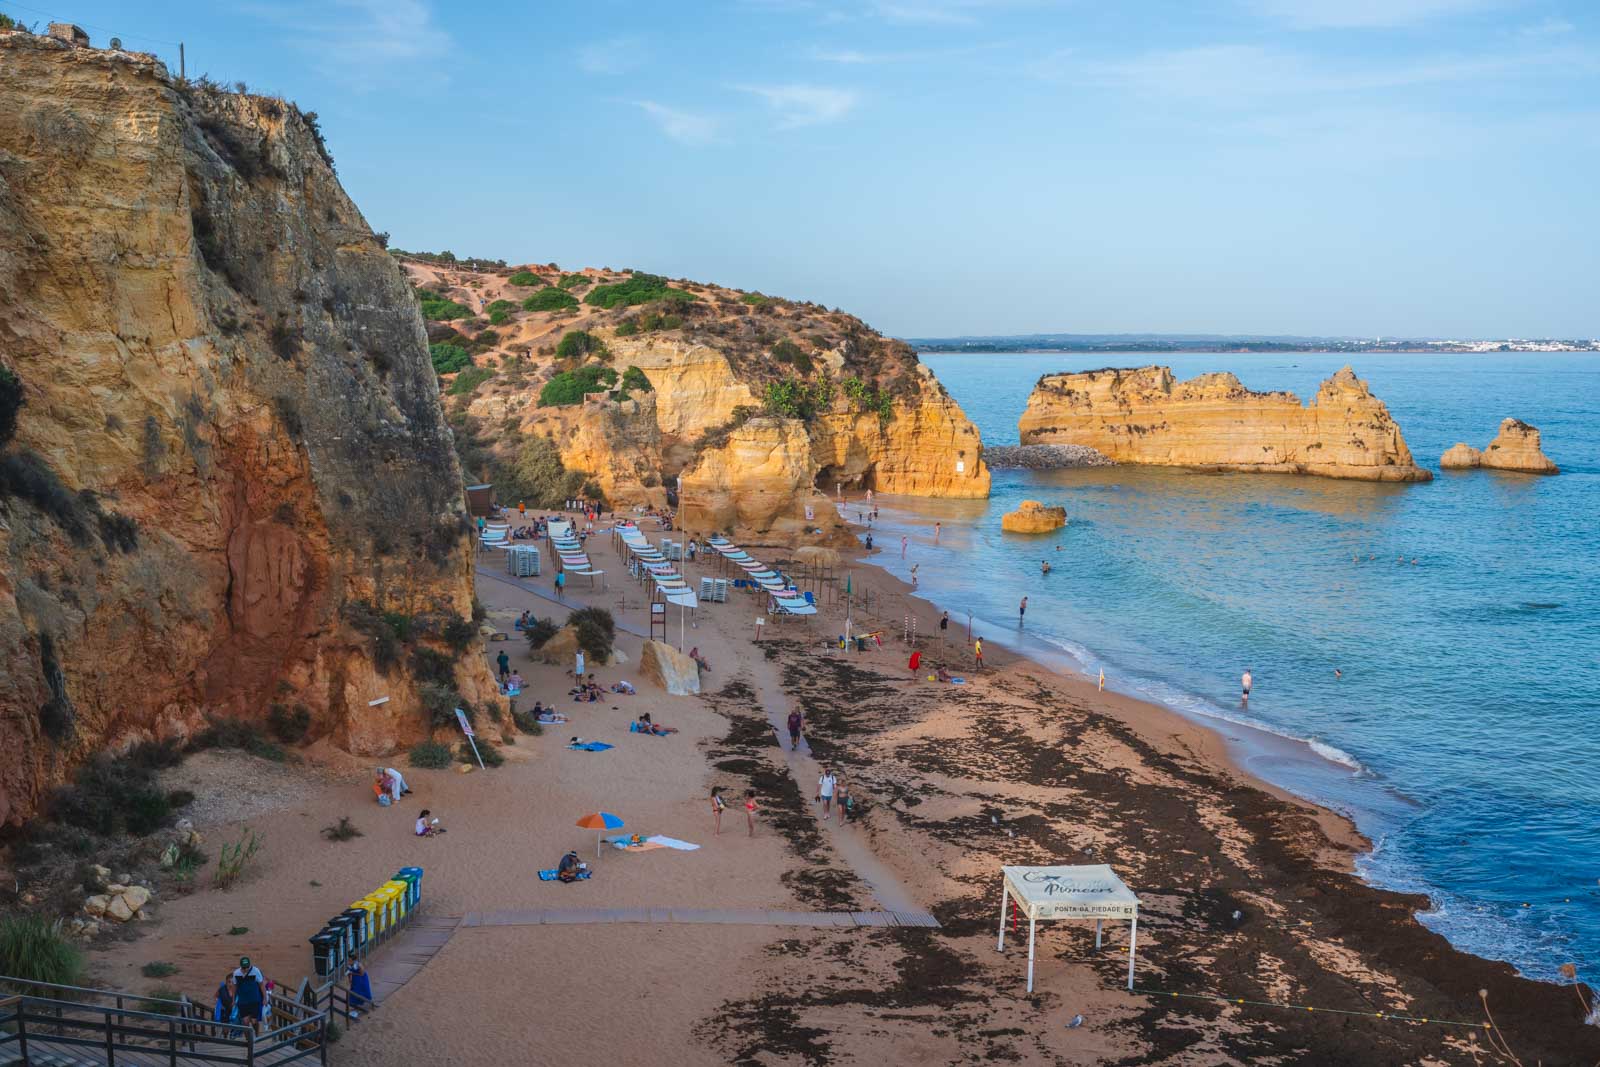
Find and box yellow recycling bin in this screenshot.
[382,880,412,921]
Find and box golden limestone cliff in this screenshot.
[404,260,988,543]
[0,35,498,824]
[1440,419,1558,474]
[1018,365,1431,483]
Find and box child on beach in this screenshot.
[744,790,759,837]
[711,786,726,836]
[415,810,445,836]
[974,637,984,671]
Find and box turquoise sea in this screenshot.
[861,351,1599,983]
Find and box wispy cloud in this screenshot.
[578,36,646,75]
[1245,0,1504,29]
[739,84,860,127]
[635,101,720,145]
[1067,43,1546,103]
[239,0,450,89]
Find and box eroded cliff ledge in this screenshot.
[1018,365,1431,483]
[0,35,496,824]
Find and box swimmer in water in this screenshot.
[1334,669,1342,679]
[1041,561,1051,575]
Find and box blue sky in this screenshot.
[13,0,1600,338]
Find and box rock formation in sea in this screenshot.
[0,35,497,824]
[401,262,989,544]
[1000,500,1067,533]
[982,444,1113,470]
[1440,419,1558,474]
[1017,365,1432,482]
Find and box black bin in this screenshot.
[326,915,355,958]
[309,930,339,978]
[855,637,868,652]
[340,907,371,951]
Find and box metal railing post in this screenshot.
[105,1007,116,1064]
[15,1002,28,1061]
[169,1017,179,1066]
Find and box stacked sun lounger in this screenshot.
[506,544,541,577]
[617,524,698,608]
[699,577,729,603]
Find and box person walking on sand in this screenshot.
[744,790,759,837]
[834,782,849,823]
[1241,669,1253,702]
[786,709,805,751]
[710,786,726,836]
[817,768,838,817]
[554,569,565,600]
[974,637,984,671]
[910,563,919,586]
[1098,667,1105,692]
[496,650,510,683]
[1019,596,1027,625]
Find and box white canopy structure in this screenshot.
[997,864,1140,992]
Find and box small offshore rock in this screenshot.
[983,444,1112,470]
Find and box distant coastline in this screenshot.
[909,334,1599,354]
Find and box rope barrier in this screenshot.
[1131,986,1492,1030]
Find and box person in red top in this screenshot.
[744,790,759,837]
[909,650,922,677]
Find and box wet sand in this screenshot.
[86,512,1599,1064]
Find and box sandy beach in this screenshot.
[85,510,1600,1065]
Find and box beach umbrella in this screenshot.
[576,812,625,857]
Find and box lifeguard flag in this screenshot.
[846,574,852,596]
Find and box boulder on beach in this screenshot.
[640,640,701,696]
[1001,500,1067,534]
[1439,419,1558,474]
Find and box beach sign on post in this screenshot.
[997,864,1140,993]
[456,708,485,770]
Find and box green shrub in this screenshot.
[584,273,696,310]
[213,830,262,890]
[557,274,588,290]
[524,617,560,649]
[554,330,606,360]
[0,450,96,544]
[142,961,179,978]
[52,755,174,837]
[442,616,477,653]
[539,365,617,407]
[507,271,542,287]
[459,738,504,768]
[448,366,494,396]
[408,740,453,769]
[614,319,639,337]
[0,365,22,445]
[740,292,770,305]
[429,343,471,375]
[411,647,456,687]
[486,299,517,314]
[0,916,86,988]
[511,710,545,735]
[228,926,250,936]
[267,703,311,744]
[190,718,287,762]
[770,339,813,373]
[488,308,511,326]
[522,287,578,313]
[416,289,474,321]
[762,376,834,420]
[842,375,895,422]
[418,682,465,730]
[568,607,615,662]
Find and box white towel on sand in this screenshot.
[647,836,700,851]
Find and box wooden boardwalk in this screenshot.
[459,907,941,929]
[365,913,463,1003]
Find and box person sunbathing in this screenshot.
[935,665,952,683]
[508,670,525,689]
[557,851,585,883]
[637,713,678,736]
[611,680,636,694]
[536,709,569,724]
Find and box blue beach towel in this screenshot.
[951,678,967,685]
[537,868,592,881]
[568,741,614,751]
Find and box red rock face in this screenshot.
[0,36,496,825]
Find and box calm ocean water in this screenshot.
[861,351,1600,982]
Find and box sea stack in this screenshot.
[1017,365,1432,482]
[1440,419,1558,474]
[1001,500,1067,533]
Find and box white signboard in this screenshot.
[1002,864,1138,921]
[455,708,474,738]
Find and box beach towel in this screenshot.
[568,741,614,751]
[648,836,702,851]
[951,678,967,685]
[537,868,593,881]
[628,722,669,736]
[612,839,666,852]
